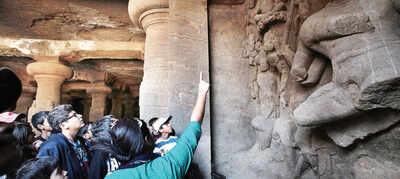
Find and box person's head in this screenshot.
[48,104,84,135]
[90,115,117,144]
[0,112,25,133]
[16,156,67,179]
[0,67,22,113]
[31,111,51,132]
[152,116,173,135]
[136,118,155,151]
[13,121,34,146]
[148,117,159,136]
[77,123,93,140]
[111,118,144,162]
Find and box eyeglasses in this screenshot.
[68,112,80,120]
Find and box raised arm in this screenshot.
[190,72,210,124]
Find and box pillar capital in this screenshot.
[27,61,73,81]
[87,83,112,95]
[139,8,169,32]
[26,60,72,112]
[128,0,169,30]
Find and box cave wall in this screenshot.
[210,0,400,178]
[209,3,258,178]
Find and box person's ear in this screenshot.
[59,122,68,130]
[159,127,167,133]
[37,124,44,130]
[153,130,160,135]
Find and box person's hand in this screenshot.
[199,72,210,95]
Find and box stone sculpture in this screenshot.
[291,0,400,127]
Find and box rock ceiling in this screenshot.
[0,0,144,95]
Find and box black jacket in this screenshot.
[37,133,90,179]
[88,150,120,179]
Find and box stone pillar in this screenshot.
[82,97,91,122]
[27,59,72,112]
[61,94,73,105]
[168,0,211,177]
[129,0,169,120]
[15,86,36,114]
[111,91,124,119]
[87,83,111,122]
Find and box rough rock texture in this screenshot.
[168,0,211,177]
[0,0,142,41]
[209,3,257,178]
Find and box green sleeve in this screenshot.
[105,121,202,179]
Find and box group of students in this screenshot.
[0,67,210,179]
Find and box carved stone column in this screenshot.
[27,58,72,112]
[168,0,211,177]
[129,0,169,120]
[61,94,73,105]
[87,83,111,122]
[15,86,36,114]
[110,91,123,118]
[82,97,91,122]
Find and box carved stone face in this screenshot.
[290,0,400,127]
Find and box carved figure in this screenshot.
[291,0,400,127]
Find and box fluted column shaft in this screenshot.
[138,9,169,120]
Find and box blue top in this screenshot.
[37,133,90,179]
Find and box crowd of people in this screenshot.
[0,67,209,179]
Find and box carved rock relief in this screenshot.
[291,0,400,146]
[243,0,305,120]
[288,0,400,178]
[242,0,400,178]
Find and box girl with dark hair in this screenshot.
[111,119,145,162]
[16,156,67,179]
[117,118,158,170]
[6,121,36,178]
[88,115,120,179]
[91,118,158,177]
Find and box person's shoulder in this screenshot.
[43,134,68,147]
[40,138,58,149]
[168,136,179,142]
[169,136,178,139]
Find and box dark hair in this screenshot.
[148,117,160,138]
[92,118,144,163]
[90,115,116,145]
[13,122,32,146]
[16,156,59,179]
[148,117,158,126]
[137,119,155,152]
[5,122,36,178]
[113,118,144,162]
[77,123,89,138]
[48,104,74,133]
[31,111,49,131]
